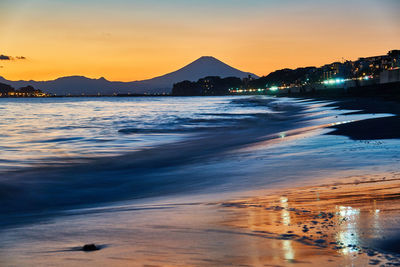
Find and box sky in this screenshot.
[0,0,399,81]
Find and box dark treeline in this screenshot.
[172,76,242,96]
[0,83,44,97]
[171,68,322,96]
[0,82,14,95]
[247,67,321,88]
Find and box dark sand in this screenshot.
[320,97,400,140]
[328,116,400,140]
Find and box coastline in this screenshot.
[217,171,400,266]
[300,94,400,140]
[2,170,400,266]
[211,95,400,265]
[1,0,399,265]
[1,96,400,266]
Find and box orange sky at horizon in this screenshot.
[0,0,399,82]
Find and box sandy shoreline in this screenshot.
[1,97,400,266]
[325,97,400,141]
[2,171,400,266]
[217,171,400,266]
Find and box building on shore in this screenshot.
[380,68,400,84]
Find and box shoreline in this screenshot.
[3,170,400,266]
[1,96,400,266]
[318,96,400,140]
[215,171,400,266]
[209,95,400,265]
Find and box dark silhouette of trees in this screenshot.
[0,83,44,97]
[18,85,41,94]
[172,80,202,96]
[248,67,318,88]
[172,76,242,96]
[0,82,15,95]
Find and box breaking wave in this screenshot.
[0,96,343,226]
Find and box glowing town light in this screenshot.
[323,78,345,85]
[269,86,279,91]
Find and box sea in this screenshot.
[0,96,399,222]
[1,95,400,265]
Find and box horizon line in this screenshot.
[1,49,397,83]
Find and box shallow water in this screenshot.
[1,96,400,266]
[0,96,399,226]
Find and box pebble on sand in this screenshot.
[82,244,100,252]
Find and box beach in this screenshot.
[0,96,399,266]
[2,170,400,266]
[219,171,400,266]
[2,0,399,265]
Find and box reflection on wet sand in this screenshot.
[2,173,400,266]
[219,172,400,266]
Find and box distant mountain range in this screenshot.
[0,56,258,95]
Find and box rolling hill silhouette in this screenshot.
[0,56,258,95]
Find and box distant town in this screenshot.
[0,84,48,97]
[172,50,400,96]
[0,50,399,97]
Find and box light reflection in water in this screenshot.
[283,240,295,261]
[372,200,382,239]
[220,176,400,266]
[280,197,294,261]
[336,206,360,255]
[280,197,290,226]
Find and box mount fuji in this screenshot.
[0,56,258,95]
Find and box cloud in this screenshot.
[0,55,11,60]
[0,54,27,60]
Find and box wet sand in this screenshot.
[1,97,400,266]
[325,97,400,140]
[218,172,400,266]
[328,116,400,140]
[2,171,400,266]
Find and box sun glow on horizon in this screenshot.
[0,0,399,82]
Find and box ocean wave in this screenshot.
[0,96,335,226]
[118,127,215,134]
